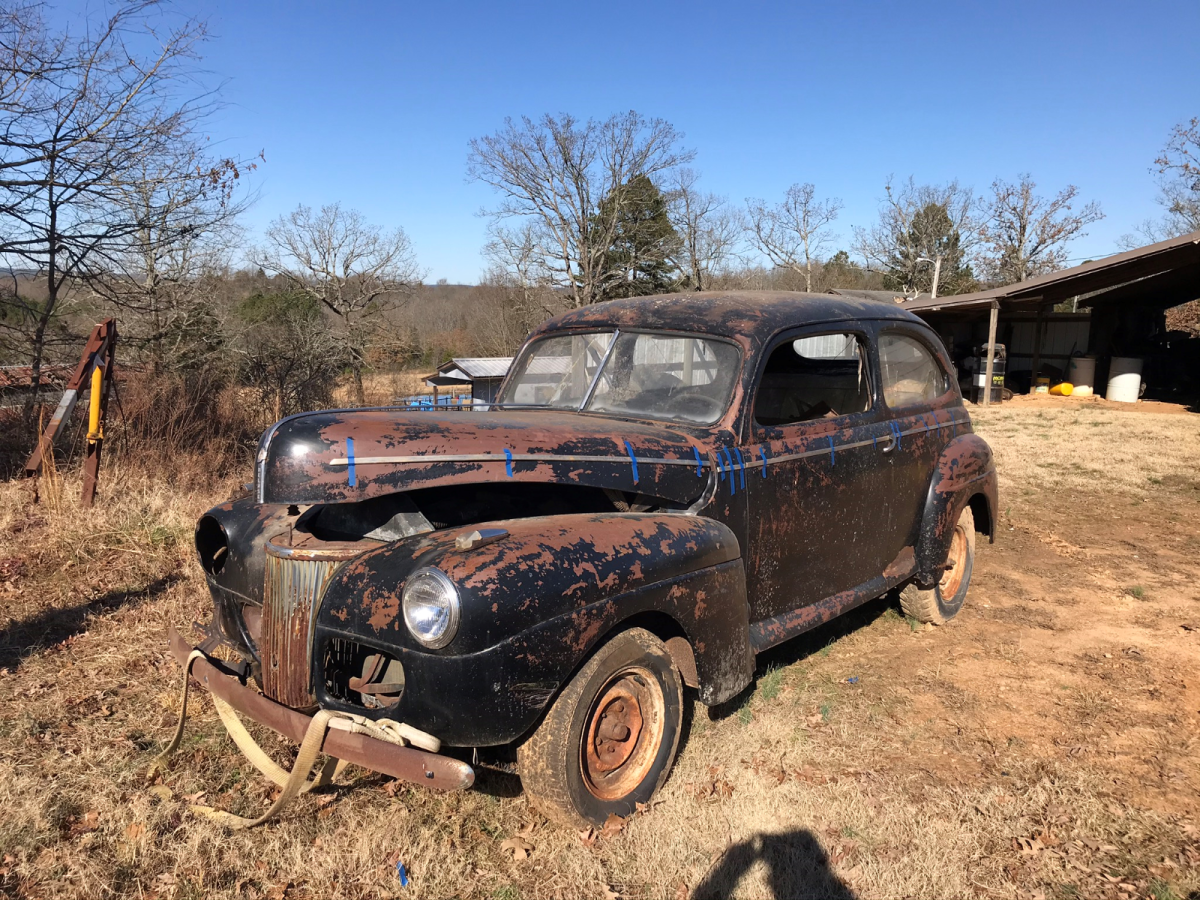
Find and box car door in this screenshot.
[874,326,958,555]
[741,326,899,622]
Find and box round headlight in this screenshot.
[402,567,461,649]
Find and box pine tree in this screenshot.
[595,174,682,301]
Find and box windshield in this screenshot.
[498,330,741,425]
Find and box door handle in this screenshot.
[879,433,897,454]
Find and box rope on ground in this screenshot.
[148,649,439,828]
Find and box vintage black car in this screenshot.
[174,291,997,827]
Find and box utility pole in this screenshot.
[916,256,943,299]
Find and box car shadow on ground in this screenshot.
[0,573,180,671]
[706,592,899,723]
[691,829,856,899]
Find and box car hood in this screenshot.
[257,408,717,506]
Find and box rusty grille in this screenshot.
[260,536,363,709]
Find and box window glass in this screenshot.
[587,333,740,425]
[498,331,740,425]
[501,332,613,408]
[754,333,871,426]
[878,332,946,408]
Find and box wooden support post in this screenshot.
[1030,303,1046,392]
[982,301,999,407]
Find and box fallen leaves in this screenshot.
[578,813,628,848]
[600,813,625,838]
[500,822,537,860]
[742,752,787,785]
[67,810,100,837]
[500,836,534,860]
[685,765,734,802]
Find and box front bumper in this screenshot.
[166,628,475,792]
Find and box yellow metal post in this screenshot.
[87,364,103,438]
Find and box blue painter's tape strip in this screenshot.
[723,449,737,495]
[346,438,356,487]
[504,447,513,477]
[715,451,725,481]
[896,421,903,449]
[623,440,639,484]
[693,445,703,478]
[734,447,746,491]
[827,434,836,466]
[759,445,769,478]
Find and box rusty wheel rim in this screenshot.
[581,667,665,802]
[939,521,968,597]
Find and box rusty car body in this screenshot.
[179,291,997,826]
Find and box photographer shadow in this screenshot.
[692,830,855,900]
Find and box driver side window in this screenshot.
[754,333,872,426]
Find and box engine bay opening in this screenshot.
[296,482,685,542]
[404,482,684,529]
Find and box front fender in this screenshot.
[313,513,754,744]
[915,434,998,584]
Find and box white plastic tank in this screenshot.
[1067,356,1096,398]
[1105,357,1143,403]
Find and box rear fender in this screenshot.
[915,434,998,584]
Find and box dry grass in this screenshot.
[1,399,1198,899]
[332,371,438,408]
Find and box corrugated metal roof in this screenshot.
[437,357,512,379]
[902,230,1200,314]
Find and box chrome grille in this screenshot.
[260,537,362,708]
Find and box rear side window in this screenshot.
[755,333,872,426]
[878,333,947,409]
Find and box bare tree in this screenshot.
[0,1,248,423]
[745,183,842,292]
[979,175,1103,285]
[482,223,566,321]
[89,142,256,371]
[468,111,694,307]
[253,203,424,405]
[854,177,980,297]
[667,168,740,291]
[1154,117,1200,236]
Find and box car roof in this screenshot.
[532,291,928,346]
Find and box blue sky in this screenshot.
[80,0,1200,282]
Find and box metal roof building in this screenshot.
[899,231,1200,404]
[425,357,514,408]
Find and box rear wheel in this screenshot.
[517,628,683,828]
[900,505,975,625]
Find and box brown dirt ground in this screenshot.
[0,400,1198,900]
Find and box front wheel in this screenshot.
[900,505,976,625]
[517,628,683,828]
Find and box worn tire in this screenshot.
[517,628,683,828]
[900,506,976,625]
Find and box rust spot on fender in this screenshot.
[883,546,915,579]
